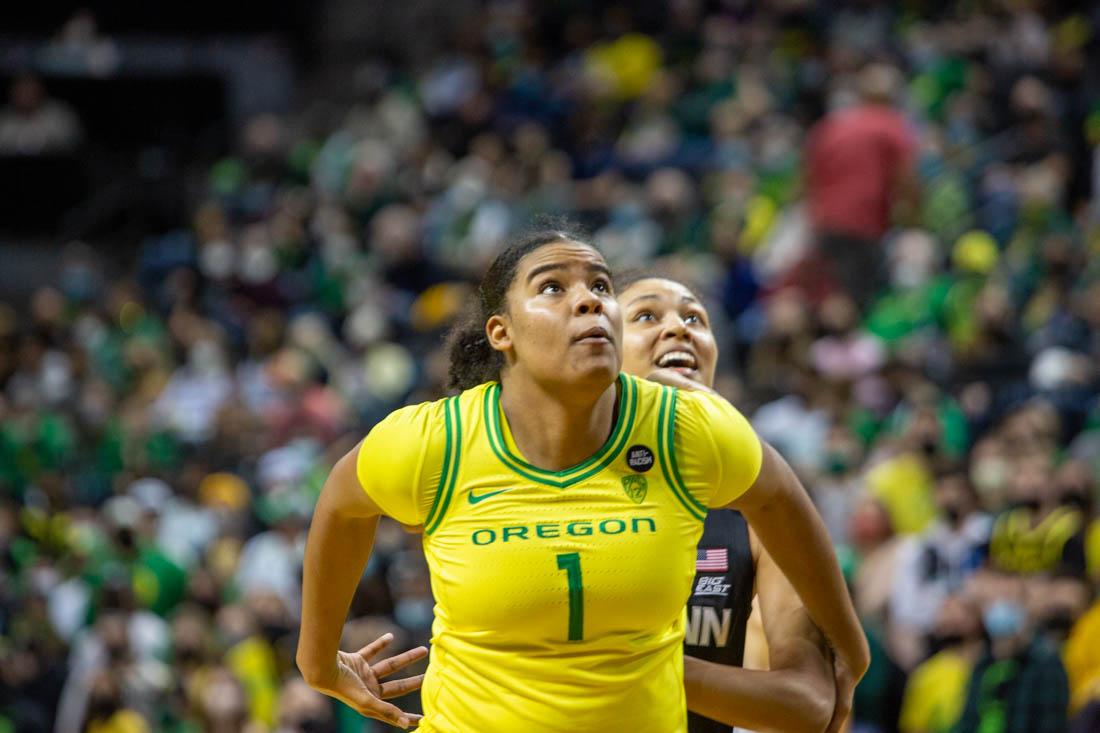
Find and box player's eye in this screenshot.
[539,281,563,295]
[684,313,701,324]
[592,278,612,294]
[632,311,657,323]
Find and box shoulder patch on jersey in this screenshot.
[621,475,648,504]
[693,575,732,597]
[626,444,654,472]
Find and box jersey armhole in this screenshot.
[657,386,707,522]
[424,396,463,535]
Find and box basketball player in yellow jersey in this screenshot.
[619,274,841,733]
[296,230,869,731]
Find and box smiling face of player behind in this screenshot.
[619,277,718,388]
[486,239,622,392]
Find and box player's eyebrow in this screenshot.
[590,262,612,279]
[626,293,697,307]
[625,293,660,307]
[526,261,612,284]
[526,263,563,283]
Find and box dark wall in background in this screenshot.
[0,73,227,238]
[0,0,315,45]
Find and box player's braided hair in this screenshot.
[446,221,593,391]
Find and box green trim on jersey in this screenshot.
[425,396,463,534]
[657,387,707,521]
[484,374,638,488]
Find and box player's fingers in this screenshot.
[356,632,395,661]
[380,674,426,699]
[354,696,419,730]
[372,646,429,677]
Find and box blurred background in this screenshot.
[1,1,1100,732]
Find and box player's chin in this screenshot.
[569,355,621,386]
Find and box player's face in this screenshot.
[620,278,717,388]
[492,241,622,389]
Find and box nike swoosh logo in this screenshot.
[468,488,513,505]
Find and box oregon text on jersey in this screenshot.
[470,516,658,545]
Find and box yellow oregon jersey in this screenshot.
[356,374,761,733]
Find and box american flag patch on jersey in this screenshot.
[696,548,728,572]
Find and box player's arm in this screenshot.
[296,447,427,729]
[652,374,866,731]
[727,443,867,732]
[684,533,835,733]
[297,446,382,680]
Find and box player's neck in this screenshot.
[498,373,620,472]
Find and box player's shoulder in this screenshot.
[372,396,448,435]
[668,384,762,504]
[623,372,661,399]
[374,382,493,431]
[621,374,748,437]
[672,383,746,430]
[621,372,676,415]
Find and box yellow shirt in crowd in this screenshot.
[899,649,972,733]
[865,453,937,535]
[1065,599,1100,713]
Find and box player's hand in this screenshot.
[645,368,717,394]
[824,653,857,733]
[307,632,428,729]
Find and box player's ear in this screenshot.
[486,314,511,353]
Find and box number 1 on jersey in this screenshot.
[555,552,584,641]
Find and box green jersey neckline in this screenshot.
[483,373,638,489]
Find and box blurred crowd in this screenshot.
[3,1,1100,732]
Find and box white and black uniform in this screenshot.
[684,509,756,733]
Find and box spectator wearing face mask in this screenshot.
[955,569,1068,733]
[809,293,886,383]
[889,470,991,669]
[1026,575,1096,729]
[1028,574,1093,650]
[898,593,984,733]
[812,424,866,544]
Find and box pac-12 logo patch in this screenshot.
[621,475,648,504]
[626,444,654,472]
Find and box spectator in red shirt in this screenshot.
[804,63,920,313]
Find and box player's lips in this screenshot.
[573,326,612,344]
[654,348,698,376]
